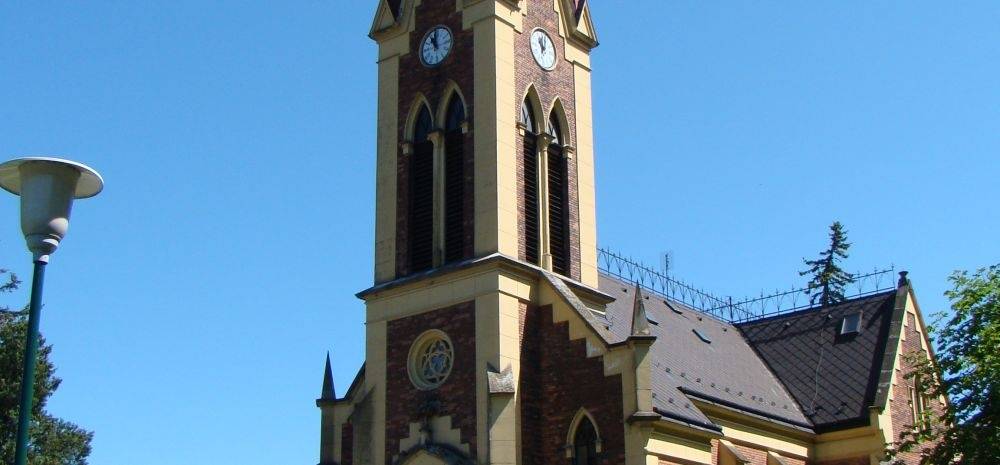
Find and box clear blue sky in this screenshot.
[1,2,997,464]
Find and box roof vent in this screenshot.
[840,312,863,335]
[693,328,712,344]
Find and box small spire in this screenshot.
[320,352,336,401]
[631,282,652,337]
[898,271,910,288]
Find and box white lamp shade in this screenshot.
[0,157,104,262]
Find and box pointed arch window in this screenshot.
[414,106,433,144]
[547,113,563,146]
[521,99,541,265]
[443,94,467,264]
[409,105,434,273]
[521,101,537,133]
[571,416,599,465]
[546,109,570,275]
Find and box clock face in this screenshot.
[420,26,453,67]
[530,29,557,70]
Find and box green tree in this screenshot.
[800,221,854,306]
[890,265,1000,464]
[1,268,93,465]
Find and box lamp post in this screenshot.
[0,157,103,465]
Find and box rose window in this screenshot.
[408,330,454,390]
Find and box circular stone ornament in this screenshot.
[407,330,455,390]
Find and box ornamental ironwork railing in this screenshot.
[597,248,754,321]
[597,247,896,324]
[710,267,897,323]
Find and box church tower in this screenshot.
[368,0,599,285]
[320,3,649,465]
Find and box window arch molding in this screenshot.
[520,85,545,134]
[564,408,602,459]
[436,81,469,133]
[546,98,572,147]
[404,94,436,144]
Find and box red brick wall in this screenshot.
[731,444,768,465]
[394,2,475,277]
[341,422,353,465]
[887,312,944,465]
[520,303,625,465]
[385,302,477,461]
[515,0,582,281]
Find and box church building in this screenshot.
[317,2,943,465]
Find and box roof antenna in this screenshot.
[660,251,673,277]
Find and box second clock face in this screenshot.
[530,29,557,70]
[420,26,453,67]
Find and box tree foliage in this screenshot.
[800,221,854,306]
[0,268,93,465]
[890,265,1000,464]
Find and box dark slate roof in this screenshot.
[737,290,898,431]
[599,274,812,430]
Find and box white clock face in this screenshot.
[420,26,453,67]
[530,29,557,70]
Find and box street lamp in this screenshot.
[0,157,103,465]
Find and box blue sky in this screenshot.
[1,2,997,464]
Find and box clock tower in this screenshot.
[368,0,598,285]
[319,2,616,465]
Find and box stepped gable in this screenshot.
[738,290,897,431]
[598,274,812,430]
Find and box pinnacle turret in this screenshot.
[320,352,336,401]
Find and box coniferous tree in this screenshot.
[1,267,93,465]
[800,221,853,306]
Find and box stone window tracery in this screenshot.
[408,330,454,390]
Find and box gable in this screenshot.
[557,0,598,49]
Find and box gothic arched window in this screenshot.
[521,99,537,133]
[409,105,434,273]
[547,112,563,146]
[571,416,598,465]
[546,108,569,275]
[414,105,433,144]
[521,98,540,265]
[443,94,467,264]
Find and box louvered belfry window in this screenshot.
[409,106,434,273]
[547,113,570,275]
[443,96,466,264]
[521,101,540,265]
